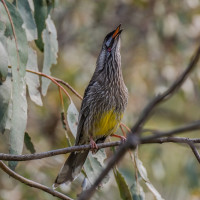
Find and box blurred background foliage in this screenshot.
[1,0,200,199]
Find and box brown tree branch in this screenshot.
[188,143,200,163]
[132,46,200,134]
[78,45,200,200]
[0,161,73,200]
[54,77,83,100]
[26,69,72,101]
[141,120,200,142]
[0,121,200,161]
[0,141,121,161]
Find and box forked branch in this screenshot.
[78,45,200,200]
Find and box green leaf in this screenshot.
[84,150,110,186]
[1,0,28,76]
[1,1,28,170]
[0,4,12,37]
[17,0,37,41]
[113,167,132,200]
[41,15,58,96]
[8,48,27,170]
[0,73,12,134]
[67,100,79,138]
[130,182,145,200]
[134,151,164,200]
[26,47,43,106]
[24,132,36,154]
[33,0,54,51]
[0,20,6,33]
[0,22,8,82]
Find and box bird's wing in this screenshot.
[74,80,94,145]
[75,78,99,145]
[75,105,89,145]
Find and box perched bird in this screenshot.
[54,24,128,187]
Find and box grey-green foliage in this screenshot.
[113,167,132,200]
[33,0,54,51]
[67,100,79,137]
[24,132,36,154]
[26,47,43,106]
[0,0,57,170]
[0,21,8,82]
[41,15,58,96]
[17,0,37,41]
[2,1,28,170]
[134,151,164,200]
[0,73,12,134]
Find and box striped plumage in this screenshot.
[54,25,128,187]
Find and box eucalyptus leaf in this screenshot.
[113,167,132,200]
[0,73,12,134]
[0,20,6,34]
[33,0,54,51]
[134,151,164,200]
[116,168,146,200]
[84,150,110,186]
[2,1,28,170]
[0,3,12,37]
[26,47,43,106]
[24,132,36,154]
[17,0,37,41]
[130,182,145,200]
[2,0,28,76]
[41,15,58,96]
[0,26,8,82]
[67,100,79,138]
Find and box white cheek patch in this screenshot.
[106,37,112,47]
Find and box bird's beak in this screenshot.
[112,24,123,39]
[105,24,123,49]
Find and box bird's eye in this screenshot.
[107,47,111,52]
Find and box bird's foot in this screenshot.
[111,134,126,143]
[90,136,98,154]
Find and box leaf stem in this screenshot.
[0,161,73,200]
[26,69,72,101]
[58,87,72,146]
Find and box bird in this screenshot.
[53,24,128,187]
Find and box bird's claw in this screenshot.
[111,134,126,143]
[90,137,98,154]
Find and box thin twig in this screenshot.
[0,122,200,161]
[143,136,200,144]
[141,121,200,142]
[131,45,200,135]
[1,136,200,162]
[26,69,72,101]
[54,77,83,100]
[188,143,200,163]
[0,161,73,200]
[58,87,72,146]
[1,0,20,71]
[120,122,131,132]
[78,45,200,200]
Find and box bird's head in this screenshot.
[97,24,123,71]
[103,24,122,54]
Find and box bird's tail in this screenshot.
[53,150,89,188]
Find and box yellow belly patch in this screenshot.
[92,110,122,138]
